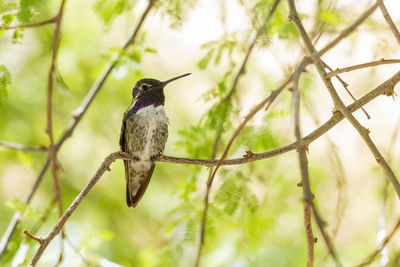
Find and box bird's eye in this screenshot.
[142,85,149,90]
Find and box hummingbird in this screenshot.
[120,73,191,207]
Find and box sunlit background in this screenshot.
[1,0,400,266]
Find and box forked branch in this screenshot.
[288,0,400,200]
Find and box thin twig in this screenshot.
[23,231,42,243]
[0,141,47,152]
[322,60,370,119]
[0,16,58,30]
[377,0,400,46]
[303,99,347,242]
[0,0,156,259]
[194,132,221,267]
[293,60,341,266]
[292,59,315,267]
[357,216,400,266]
[45,0,68,264]
[325,59,400,78]
[288,0,400,199]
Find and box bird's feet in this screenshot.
[150,151,163,162]
[119,151,140,161]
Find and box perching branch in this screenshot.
[0,0,157,259]
[0,141,47,152]
[288,0,400,200]
[325,59,400,78]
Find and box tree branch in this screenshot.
[28,152,124,267]
[288,0,400,199]
[292,59,315,267]
[322,60,370,119]
[325,59,400,78]
[377,0,400,46]
[44,0,68,264]
[0,0,156,259]
[0,16,58,30]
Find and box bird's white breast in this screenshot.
[134,105,168,159]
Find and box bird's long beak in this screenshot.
[161,73,191,86]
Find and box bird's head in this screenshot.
[130,73,191,113]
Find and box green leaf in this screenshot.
[145,47,157,54]
[183,218,197,244]
[155,0,199,28]
[12,28,24,43]
[94,0,136,25]
[318,9,340,25]
[5,199,28,213]
[0,64,11,104]
[241,184,259,213]
[0,2,18,16]
[1,14,15,25]
[215,178,241,215]
[197,48,214,70]
[0,225,23,265]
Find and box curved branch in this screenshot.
[325,59,400,78]
[28,152,123,266]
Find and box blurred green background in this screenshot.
[1,0,400,266]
